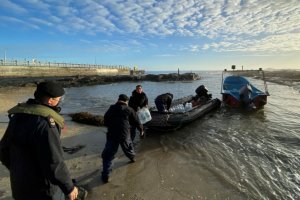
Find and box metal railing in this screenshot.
[0,59,130,70]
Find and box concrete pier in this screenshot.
[0,60,132,77]
[0,66,130,77]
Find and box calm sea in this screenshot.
[2,71,300,199]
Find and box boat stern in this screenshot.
[252,95,268,108]
[222,93,241,107]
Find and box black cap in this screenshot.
[35,81,65,98]
[118,94,129,101]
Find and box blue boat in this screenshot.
[221,67,270,109]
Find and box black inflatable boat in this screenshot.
[145,95,221,131]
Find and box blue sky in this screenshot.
[0,0,299,71]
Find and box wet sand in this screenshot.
[0,87,106,199]
[0,87,182,200]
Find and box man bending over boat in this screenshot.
[155,93,173,112]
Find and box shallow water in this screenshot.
[60,71,300,199]
[1,71,299,199]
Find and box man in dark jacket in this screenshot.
[0,81,84,200]
[128,85,148,141]
[101,94,143,183]
[155,93,173,112]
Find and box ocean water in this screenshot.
[1,71,299,199]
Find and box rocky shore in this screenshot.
[0,73,200,88]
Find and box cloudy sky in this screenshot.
[0,0,299,71]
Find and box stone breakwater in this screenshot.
[0,73,200,88]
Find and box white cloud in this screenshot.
[155,54,176,57]
[189,45,201,52]
[0,0,299,53]
[0,0,27,13]
[30,17,53,26]
[23,0,50,13]
[0,16,40,30]
[205,33,300,52]
[55,5,77,17]
[48,15,62,23]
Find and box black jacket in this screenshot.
[0,100,74,200]
[155,93,173,110]
[104,101,142,141]
[128,90,148,111]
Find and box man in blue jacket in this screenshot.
[0,81,86,200]
[101,94,143,183]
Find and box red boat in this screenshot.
[221,66,270,110]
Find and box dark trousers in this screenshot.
[155,99,167,112]
[101,138,135,176]
[130,125,137,141]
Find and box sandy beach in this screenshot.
[0,86,136,199]
[0,86,106,199]
[0,86,190,200]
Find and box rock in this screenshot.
[144,73,200,82]
[69,112,104,126]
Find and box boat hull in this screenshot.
[222,94,268,108]
[145,98,221,131]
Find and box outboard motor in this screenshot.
[195,85,208,96]
[239,84,255,109]
[195,85,212,101]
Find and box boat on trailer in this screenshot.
[221,66,270,109]
[145,87,221,132]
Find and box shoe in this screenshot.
[129,157,136,163]
[76,186,88,200]
[101,174,109,183]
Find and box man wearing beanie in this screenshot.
[101,94,143,183]
[0,81,87,200]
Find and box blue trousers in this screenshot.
[101,139,135,176]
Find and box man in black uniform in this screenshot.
[101,94,143,183]
[128,85,148,141]
[155,93,173,112]
[0,81,86,200]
